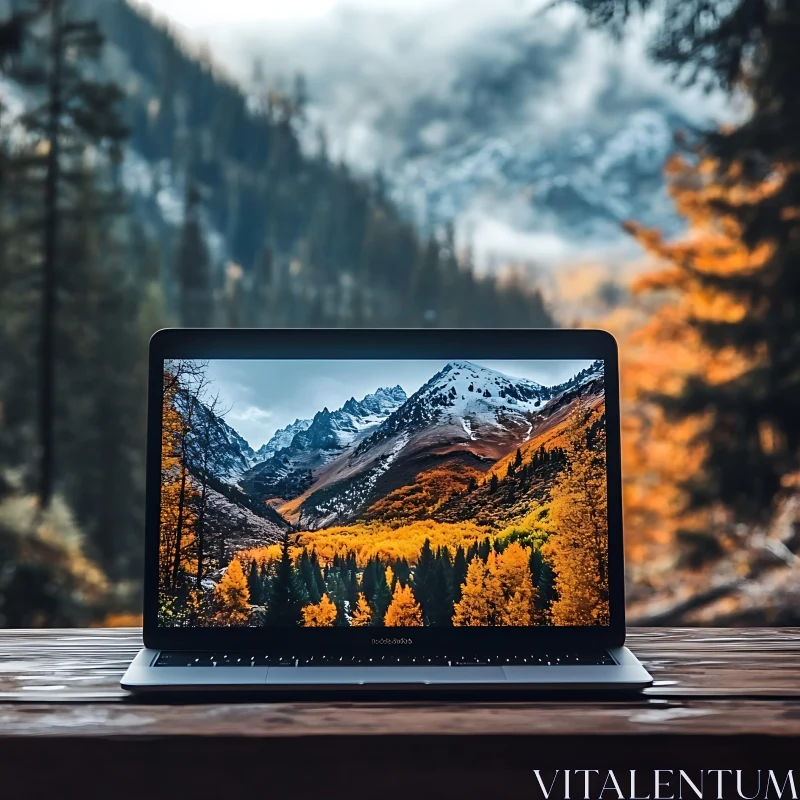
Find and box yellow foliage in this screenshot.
[384,583,423,627]
[159,367,200,592]
[596,154,770,571]
[296,519,490,567]
[541,407,609,626]
[213,558,250,626]
[350,592,372,627]
[453,544,535,626]
[492,543,535,626]
[452,556,495,626]
[236,543,292,571]
[302,593,338,627]
[363,460,485,522]
[497,502,555,547]
[485,393,604,485]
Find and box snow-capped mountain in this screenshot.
[356,361,551,457]
[217,2,731,271]
[179,394,256,482]
[278,361,599,529]
[387,108,686,263]
[251,418,312,465]
[239,385,407,502]
[550,359,604,395]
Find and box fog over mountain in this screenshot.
[159,0,735,272]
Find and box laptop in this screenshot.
[121,328,652,692]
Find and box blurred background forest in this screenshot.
[0,0,797,627]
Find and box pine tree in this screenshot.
[214,558,250,626]
[247,559,262,605]
[8,0,128,510]
[451,546,468,604]
[298,550,322,604]
[427,557,453,626]
[264,532,304,626]
[413,538,435,616]
[361,557,377,602]
[369,562,392,625]
[489,473,499,493]
[310,550,326,599]
[393,557,411,587]
[177,181,213,328]
[384,583,423,627]
[324,567,349,626]
[478,538,491,562]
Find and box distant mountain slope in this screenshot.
[360,370,606,529]
[240,385,407,505]
[278,360,602,529]
[253,418,312,464]
[213,3,730,267]
[201,485,287,574]
[178,393,255,482]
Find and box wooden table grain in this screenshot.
[0,628,798,799]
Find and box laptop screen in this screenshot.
[158,358,609,629]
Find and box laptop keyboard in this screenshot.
[154,650,615,667]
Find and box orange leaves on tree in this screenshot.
[383,582,423,627]
[159,366,199,594]
[541,406,609,626]
[296,519,489,568]
[350,592,372,627]
[453,543,535,626]
[213,558,251,626]
[363,460,485,523]
[302,593,338,627]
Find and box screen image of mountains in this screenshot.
[158,359,609,629]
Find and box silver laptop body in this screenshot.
[122,329,652,693]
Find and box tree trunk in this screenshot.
[39,0,64,509]
[196,474,207,587]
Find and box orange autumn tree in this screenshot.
[452,555,493,626]
[622,154,781,563]
[302,594,338,627]
[453,545,535,626]
[542,405,609,626]
[492,542,535,626]
[350,593,373,626]
[384,583,423,626]
[159,365,199,594]
[214,558,250,626]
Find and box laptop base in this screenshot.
[121,646,652,693]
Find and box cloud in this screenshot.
[153,0,736,277]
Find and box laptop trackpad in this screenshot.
[265,667,506,685]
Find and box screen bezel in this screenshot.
[144,328,626,651]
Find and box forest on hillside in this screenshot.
[0,0,551,626]
[1,0,799,627]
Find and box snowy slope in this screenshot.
[289,362,563,528]
[239,385,407,501]
[179,395,256,483]
[251,418,312,465]
[356,361,550,455]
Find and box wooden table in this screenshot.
[1,628,798,799]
